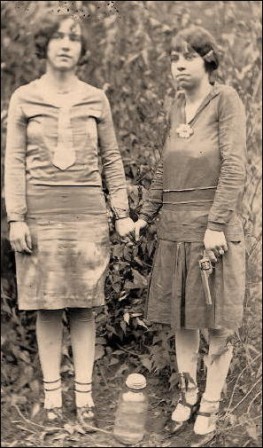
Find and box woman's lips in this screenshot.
[58,55,72,59]
[177,73,190,78]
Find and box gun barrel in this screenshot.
[200,270,213,306]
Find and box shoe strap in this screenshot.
[43,378,61,384]
[179,388,199,407]
[75,388,92,393]
[197,410,218,418]
[75,381,92,393]
[44,384,62,392]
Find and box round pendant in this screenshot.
[176,123,194,138]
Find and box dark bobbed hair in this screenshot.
[171,25,220,73]
[34,14,87,63]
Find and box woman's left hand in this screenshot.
[115,217,135,242]
[203,229,228,261]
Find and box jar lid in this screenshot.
[126,373,147,389]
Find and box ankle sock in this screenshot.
[75,381,94,408]
[43,378,62,409]
[194,397,219,435]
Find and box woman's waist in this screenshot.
[157,208,244,241]
[162,187,216,206]
[26,185,107,216]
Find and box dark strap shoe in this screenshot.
[170,390,200,434]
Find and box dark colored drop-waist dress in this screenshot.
[139,84,247,330]
[5,76,129,310]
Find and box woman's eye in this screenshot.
[69,33,81,42]
[171,53,179,62]
[184,52,196,60]
[51,32,63,39]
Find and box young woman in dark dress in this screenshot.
[135,25,247,445]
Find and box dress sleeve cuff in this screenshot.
[112,207,130,220]
[207,221,226,232]
[7,214,25,224]
[138,213,152,224]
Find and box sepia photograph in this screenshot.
[1,1,262,447]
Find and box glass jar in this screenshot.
[113,373,148,445]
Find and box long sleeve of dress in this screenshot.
[207,87,247,231]
[139,156,164,223]
[138,101,172,223]
[98,92,129,219]
[4,89,27,223]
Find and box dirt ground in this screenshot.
[1,360,262,448]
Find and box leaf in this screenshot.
[29,402,40,419]
[112,349,124,355]
[114,363,129,377]
[124,312,130,324]
[63,423,75,435]
[30,379,40,394]
[125,53,140,66]
[228,413,238,426]
[246,423,258,441]
[75,423,86,434]
[95,344,105,361]
[136,317,148,329]
[53,433,67,440]
[118,291,129,302]
[109,357,119,366]
[125,269,147,290]
[140,357,152,371]
[96,337,107,345]
[120,321,127,334]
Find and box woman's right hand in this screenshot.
[9,222,32,254]
[134,219,148,241]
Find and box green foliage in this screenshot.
[1,1,262,411]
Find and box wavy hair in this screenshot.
[171,25,220,73]
[34,14,87,64]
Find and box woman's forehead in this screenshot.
[171,37,192,53]
[58,18,81,34]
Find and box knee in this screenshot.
[209,328,233,340]
[208,328,234,354]
[37,309,63,323]
[68,308,94,323]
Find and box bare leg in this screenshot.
[36,309,63,409]
[68,308,95,408]
[194,328,233,435]
[172,329,200,422]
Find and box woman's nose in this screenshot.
[175,56,186,71]
[60,36,71,48]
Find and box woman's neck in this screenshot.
[184,79,212,105]
[44,66,78,92]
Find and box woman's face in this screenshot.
[46,18,82,72]
[171,47,209,90]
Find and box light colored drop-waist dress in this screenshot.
[5,76,129,310]
[139,84,247,330]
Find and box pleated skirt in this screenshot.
[15,213,110,310]
[145,239,246,330]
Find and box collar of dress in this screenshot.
[175,83,221,125]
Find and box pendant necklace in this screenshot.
[176,123,194,139]
[175,94,194,139]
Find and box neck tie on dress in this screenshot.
[52,106,76,170]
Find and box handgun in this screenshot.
[199,252,213,306]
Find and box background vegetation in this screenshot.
[1,1,262,446]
